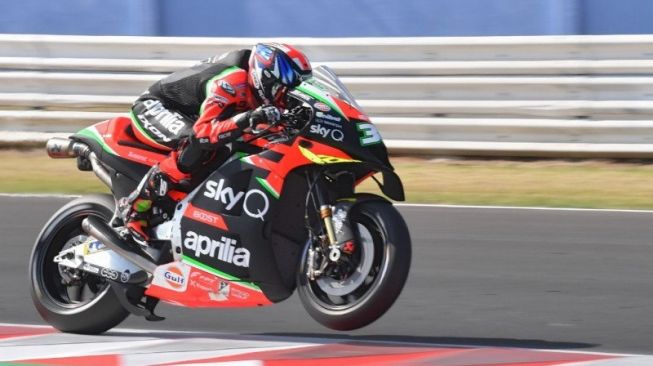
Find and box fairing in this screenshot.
[289,66,404,200]
[69,66,404,307]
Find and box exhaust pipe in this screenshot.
[46,137,113,189]
[82,216,157,274]
[46,137,79,158]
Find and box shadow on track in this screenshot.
[107,330,597,350]
[255,333,598,350]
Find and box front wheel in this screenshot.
[297,199,411,330]
[29,194,129,334]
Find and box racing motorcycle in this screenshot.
[29,66,411,333]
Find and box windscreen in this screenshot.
[303,66,362,111]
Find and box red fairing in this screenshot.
[130,118,173,152]
[96,117,169,166]
[333,97,370,122]
[245,137,357,197]
[145,262,272,308]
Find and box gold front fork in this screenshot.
[320,205,341,261]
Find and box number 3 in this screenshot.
[356,123,382,146]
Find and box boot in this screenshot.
[120,165,173,242]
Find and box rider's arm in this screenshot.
[193,69,252,146]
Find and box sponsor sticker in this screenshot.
[100,267,120,281]
[315,111,341,123]
[164,266,186,289]
[189,270,219,292]
[309,124,344,142]
[208,281,231,302]
[313,102,331,112]
[81,263,100,274]
[203,179,269,221]
[231,286,250,300]
[219,80,236,96]
[152,263,191,292]
[183,230,251,268]
[120,271,131,283]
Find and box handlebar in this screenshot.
[244,105,312,143]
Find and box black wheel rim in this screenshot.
[37,213,110,309]
[304,212,389,311]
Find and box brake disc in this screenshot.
[316,223,374,296]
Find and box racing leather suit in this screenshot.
[124,49,266,239]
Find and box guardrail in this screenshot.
[2,34,653,157]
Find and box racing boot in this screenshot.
[120,165,175,242]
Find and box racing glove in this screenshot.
[249,105,281,132]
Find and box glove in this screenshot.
[249,105,281,128]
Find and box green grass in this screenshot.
[4,149,653,209]
[0,149,107,193]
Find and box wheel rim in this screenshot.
[316,223,375,296]
[37,214,110,310]
[304,213,389,311]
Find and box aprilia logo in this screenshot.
[140,99,187,138]
[183,231,250,267]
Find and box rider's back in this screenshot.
[146,49,251,118]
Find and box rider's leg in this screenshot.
[122,98,194,241]
[122,150,189,241]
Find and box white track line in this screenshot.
[0,193,80,198]
[396,202,653,214]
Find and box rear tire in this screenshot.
[297,199,411,330]
[29,194,129,334]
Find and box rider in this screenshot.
[121,43,313,241]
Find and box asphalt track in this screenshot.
[1,196,653,356]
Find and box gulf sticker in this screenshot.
[151,262,191,293]
[164,266,185,289]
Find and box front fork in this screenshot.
[305,170,357,280]
[320,205,341,262]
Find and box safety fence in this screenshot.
[2,34,653,157]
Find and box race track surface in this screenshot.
[1,196,653,359]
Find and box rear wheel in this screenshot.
[297,199,411,330]
[29,194,129,334]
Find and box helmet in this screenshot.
[248,43,312,105]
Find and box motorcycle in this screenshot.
[30,65,411,333]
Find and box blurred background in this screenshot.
[2,0,653,208]
[2,0,653,37]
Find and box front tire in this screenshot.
[29,194,129,334]
[297,199,411,330]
